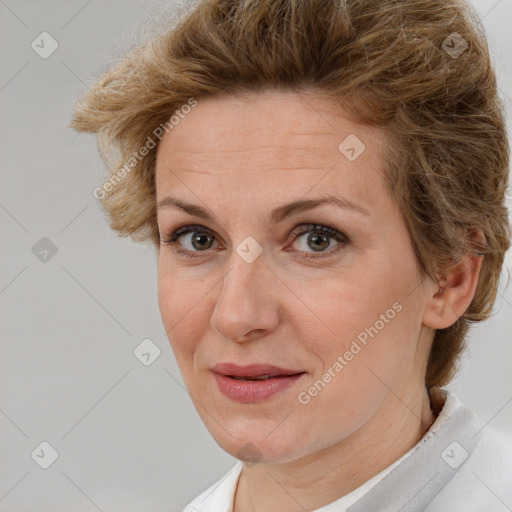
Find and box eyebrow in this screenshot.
[156,194,370,224]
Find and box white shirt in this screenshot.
[182,389,512,511]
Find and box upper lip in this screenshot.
[211,362,305,378]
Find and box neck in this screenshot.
[233,386,437,512]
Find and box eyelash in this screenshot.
[159,223,350,260]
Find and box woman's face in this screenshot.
[155,89,438,463]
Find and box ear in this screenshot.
[422,230,485,330]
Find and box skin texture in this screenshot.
[155,89,483,511]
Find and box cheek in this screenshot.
[294,304,412,439]
[306,282,384,342]
[157,264,206,365]
[157,258,202,325]
[307,298,420,421]
[304,272,413,375]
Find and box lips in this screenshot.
[211,362,305,379]
[211,362,306,402]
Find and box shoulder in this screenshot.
[181,461,244,512]
[427,420,512,511]
[478,423,512,455]
[472,424,512,478]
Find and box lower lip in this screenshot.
[213,372,305,403]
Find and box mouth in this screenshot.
[211,362,305,379]
[227,374,303,381]
[211,362,306,402]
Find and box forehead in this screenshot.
[154,90,390,213]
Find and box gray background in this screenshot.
[0,1,511,511]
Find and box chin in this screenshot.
[228,439,302,465]
[205,420,308,465]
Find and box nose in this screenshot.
[209,250,280,344]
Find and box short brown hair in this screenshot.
[70,0,511,390]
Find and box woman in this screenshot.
[70,0,512,510]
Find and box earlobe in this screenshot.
[422,251,484,330]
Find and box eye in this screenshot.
[159,223,350,260]
[159,224,219,259]
[288,223,349,260]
